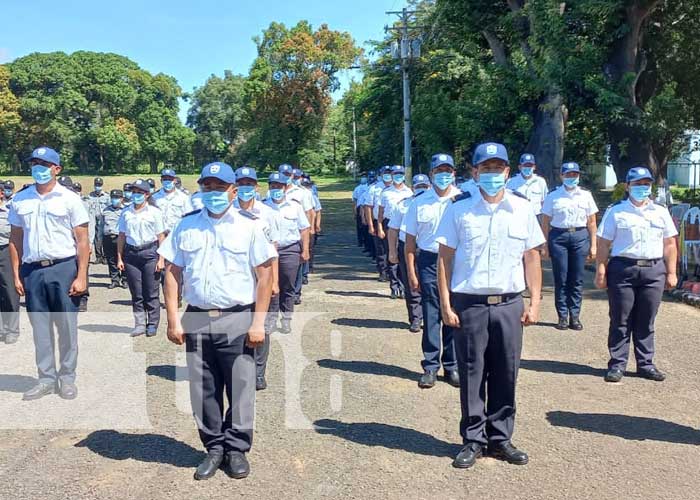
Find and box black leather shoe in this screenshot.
[222,451,250,479]
[569,317,583,330]
[444,369,460,388]
[302,277,309,285]
[22,382,56,401]
[409,320,421,333]
[488,441,529,465]
[604,369,624,383]
[146,326,158,337]
[59,382,78,400]
[130,327,146,337]
[108,282,118,289]
[390,290,399,299]
[120,280,128,289]
[256,376,267,391]
[555,317,568,330]
[378,274,388,283]
[279,322,292,335]
[418,370,437,389]
[194,451,224,480]
[294,297,302,305]
[4,333,18,344]
[452,442,484,469]
[637,367,666,382]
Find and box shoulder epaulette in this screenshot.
[548,187,558,193]
[413,190,426,199]
[508,190,529,200]
[182,209,202,218]
[452,192,472,203]
[607,200,624,209]
[289,198,301,205]
[239,209,259,220]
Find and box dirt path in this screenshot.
[0,184,699,500]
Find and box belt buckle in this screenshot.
[487,296,502,305]
[636,260,651,267]
[40,260,51,267]
[567,228,576,233]
[207,310,222,319]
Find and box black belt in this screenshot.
[186,304,253,318]
[126,241,158,251]
[551,226,586,233]
[611,256,661,268]
[0,243,8,250]
[24,256,75,269]
[278,241,301,251]
[453,292,521,305]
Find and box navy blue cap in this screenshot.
[161,168,176,178]
[58,175,73,188]
[368,170,376,176]
[110,189,123,198]
[131,179,151,193]
[279,164,293,176]
[430,153,455,170]
[380,165,392,174]
[626,166,653,183]
[235,166,258,182]
[472,143,509,166]
[269,172,288,184]
[28,146,60,166]
[561,162,581,174]
[519,153,536,165]
[412,174,430,186]
[292,168,303,177]
[391,165,405,174]
[198,162,236,184]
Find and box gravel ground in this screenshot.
[0,186,699,500]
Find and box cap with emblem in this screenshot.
[146,178,156,188]
[412,174,430,186]
[431,153,455,170]
[561,162,581,174]
[626,166,654,183]
[278,164,294,176]
[110,189,123,198]
[161,168,176,178]
[472,143,509,166]
[4,180,14,189]
[123,183,132,191]
[292,168,303,177]
[235,166,257,182]
[391,165,406,174]
[94,177,104,186]
[72,182,82,192]
[198,162,236,184]
[368,170,376,177]
[131,179,151,193]
[381,165,393,173]
[268,172,288,184]
[27,146,61,166]
[58,175,73,188]
[519,153,536,165]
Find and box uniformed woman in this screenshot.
[595,166,678,383]
[117,179,166,337]
[541,162,598,330]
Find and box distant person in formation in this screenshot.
[102,189,127,289]
[0,184,19,344]
[89,177,109,264]
[505,153,548,221]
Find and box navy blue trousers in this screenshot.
[124,243,160,330]
[22,257,80,385]
[397,240,422,324]
[417,250,456,372]
[548,228,590,319]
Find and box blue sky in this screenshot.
[1,0,404,121]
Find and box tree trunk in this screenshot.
[527,91,566,186]
[149,156,159,174]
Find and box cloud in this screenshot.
[0,48,10,64]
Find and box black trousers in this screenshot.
[397,240,422,324]
[124,243,160,329]
[355,211,363,246]
[606,257,665,371]
[381,219,403,294]
[453,293,524,445]
[21,257,80,385]
[94,217,105,260]
[184,305,255,453]
[102,234,123,284]
[0,245,19,336]
[373,219,387,276]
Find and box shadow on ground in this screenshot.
[146,364,187,382]
[75,430,204,467]
[0,374,36,393]
[79,324,132,334]
[331,318,408,330]
[314,419,461,458]
[325,290,387,299]
[546,412,700,445]
[317,359,417,382]
[520,359,607,377]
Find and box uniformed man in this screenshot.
[103,189,126,289]
[595,166,678,383]
[458,167,479,197]
[361,170,377,257]
[387,174,430,333]
[159,161,276,481]
[377,166,413,299]
[74,181,95,312]
[436,142,545,469]
[175,176,190,195]
[0,187,19,344]
[404,154,462,389]
[352,174,370,248]
[9,146,90,401]
[541,162,598,330]
[89,177,109,264]
[233,167,281,391]
[122,182,133,206]
[365,166,393,282]
[283,167,315,304]
[264,173,310,335]
[3,180,15,203]
[146,178,156,196]
[301,174,322,279]
[152,168,193,235]
[505,153,548,220]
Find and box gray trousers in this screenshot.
[21,257,80,385]
[0,245,19,336]
[124,242,160,329]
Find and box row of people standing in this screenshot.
[351,142,678,470]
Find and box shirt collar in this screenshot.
[475,189,516,212]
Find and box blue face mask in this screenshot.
[202,190,231,214]
[382,173,392,183]
[95,185,103,193]
[31,165,53,185]
[433,172,454,191]
[629,185,652,202]
[393,174,405,184]
[3,189,12,198]
[124,191,133,200]
[149,187,155,194]
[292,178,301,186]
[478,172,506,196]
[270,188,285,201]
[237,185,256,202]
[162,180,174,191]
[563,177,580,188]
[521,167,534,177]
[360,177,368,185]
[132,192,146,205]
[110,198,121,208]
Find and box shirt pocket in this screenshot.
[177,234,201,268]
[14,204,35,226]
[507,224,528,258]
[45,201,71,228]
[649,219,665,243]
[616,216,639,252]
[220,240,249,272]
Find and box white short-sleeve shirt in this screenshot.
[152,188,194,233]
[117,204,165,247]
[542,186,598,229]
[506,174,548,215]
[263,198,310,247]
[379,184,413,222]
[403,185,461,253]
[286,186,314,212]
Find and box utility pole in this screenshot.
[386,7,422,181]
[352,106,358,181]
